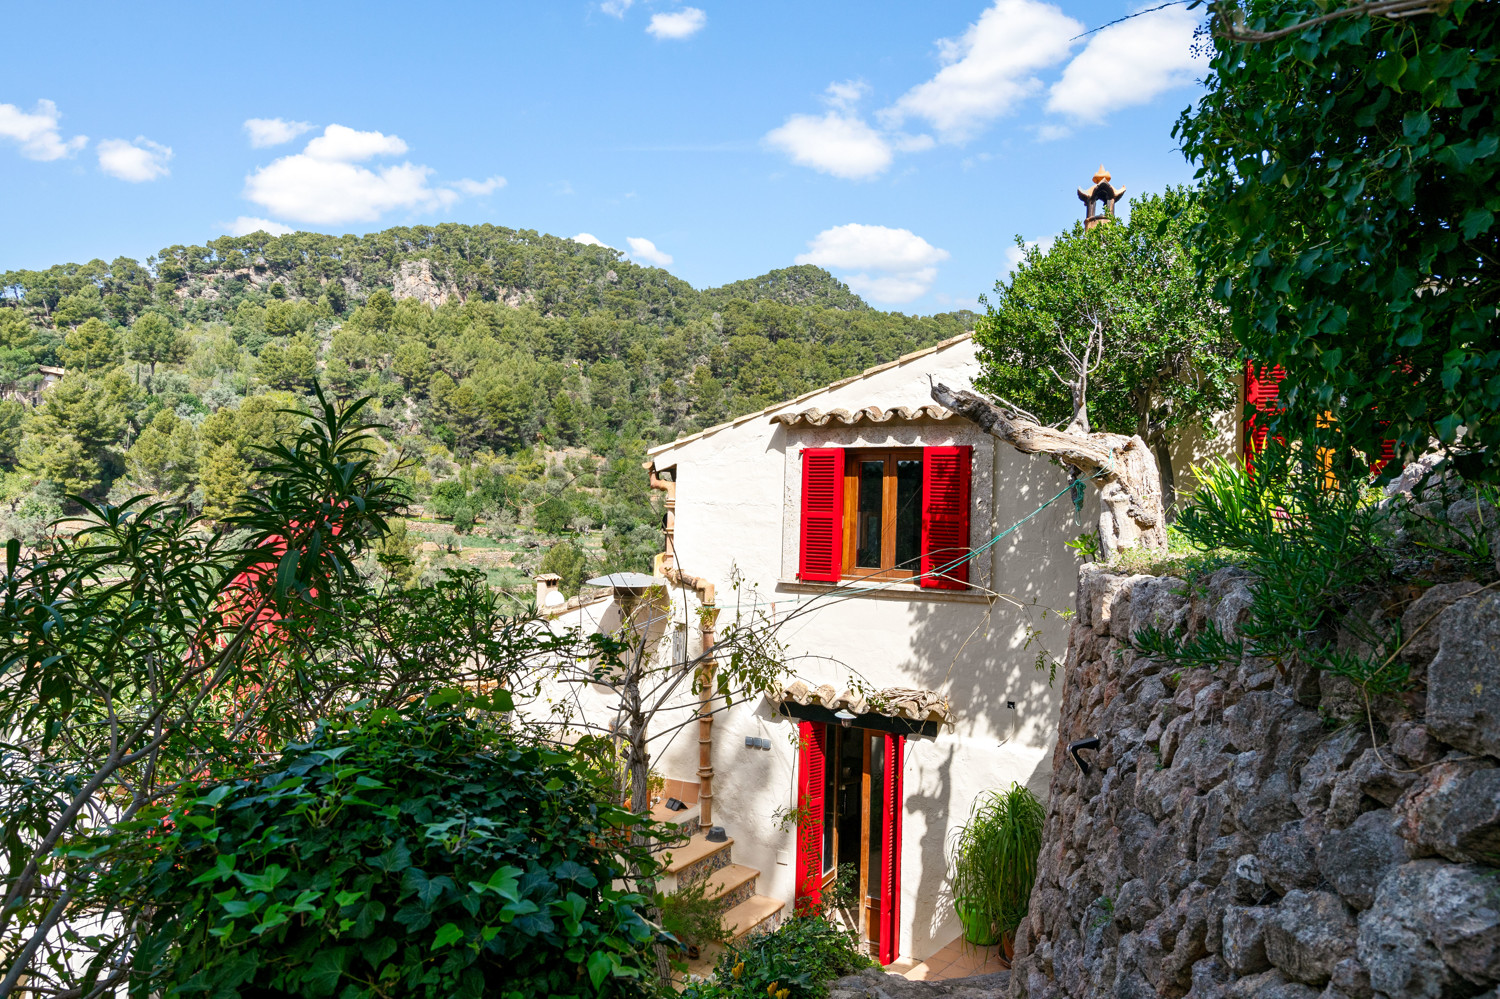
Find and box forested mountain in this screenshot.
[0,222,974,571]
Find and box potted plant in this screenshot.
[949,783,1045,957]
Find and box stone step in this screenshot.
[723,894,785,941]
[650,799,701,839]
[660,832,734,894]
[699,863,758,911]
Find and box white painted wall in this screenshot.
[645,337,1100,962]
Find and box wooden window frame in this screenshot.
[841,448,922,582]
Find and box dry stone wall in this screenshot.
[1011,558,1500,999]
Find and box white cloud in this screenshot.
[243,117,314,148]
[1035,122,1073,142]
[97,137,172,182]
[601,0,633,16]
[647,7,706,39]
[1046,5,1207,123]
[448,175,506,196]
[226,216,296,237]
[881,0,1082,142]
[0,99,86,161]
[796,223,949,272]
[795,223,949,304]
[764,112,893,180]
[626,237,673,267]
[242,124,495,225]
[573,233,611,248]
[823,80,869,110]
[303,123,408,161]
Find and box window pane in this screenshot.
[856,460,884,568]
[822,726,836,875]
[895,458,923,571]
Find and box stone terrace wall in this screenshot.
[1011,560,1500,999]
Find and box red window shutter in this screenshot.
[920,446,971,590]
[877,734,904,965]
[799,448,844,582]
[794,721,826,910]
[1243,362,1285,473]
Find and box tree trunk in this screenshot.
[931,383,1167,559]
[624,679,673,987]
[1154,439,1177,523]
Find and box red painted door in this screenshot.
[876,733,904,965]
[794,721,827,911]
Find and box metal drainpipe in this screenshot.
[648,464,718,825]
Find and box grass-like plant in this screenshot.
[948,783,1045,945]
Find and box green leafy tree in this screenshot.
[974,187,1238,506]
[539,540,587,597]
[126,311,187,377]
[59,317,123,372]
[17,373,137,498]
[126,410,199,496]
[1177,0,1500,480]
[257,340,317,390]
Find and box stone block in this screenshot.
[1427,591,1500,758]
[1323,957,1373,999]
[1258,818,1324,894]
[1264,889,1357,985]
[1399,581,1482,665]
[1326,748,1418,829]
[1123,574,1190,641]
[1315,808,1409,910]
[1222,905,1272,975]
[1412,765,1500,863]
[1226,853,1266,904]
[1358,859,1500,998]
[1293,725,1371,817]
[1226,969,1322,999]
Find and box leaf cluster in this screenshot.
[97,699,661,998]
[1177,0,1500,481]
[974,187,1239,443]
[948,782,1045,941]
[682,914,871,999]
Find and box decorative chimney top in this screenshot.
[1078,165,1126,229]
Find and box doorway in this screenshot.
[795,721,904,964]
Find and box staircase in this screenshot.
[652,796,784,985]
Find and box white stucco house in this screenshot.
[537,331,1239,967]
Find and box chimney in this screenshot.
[534,573,563,611]
[1076,164,1126,230]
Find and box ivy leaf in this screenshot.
[304,948,347,995]
[433,922,465,949]
[587,951,616,990]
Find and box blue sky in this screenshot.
[0,0,1208,315]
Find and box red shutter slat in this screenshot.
[799,448,844,582]
[1243,361,1285,474]
[794,721,826,911]
[877,734,904,965]
[920,446,971,590]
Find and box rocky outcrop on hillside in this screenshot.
[391,259,457,307]
[1011,546,1500,997]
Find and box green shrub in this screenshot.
[682,914,872,999]
[949,783,1045,944]
[1160,448,1407,691]
[103,697,660,998]
[659,876,730,951]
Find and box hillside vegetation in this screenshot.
[0,223,973,585]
